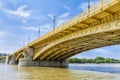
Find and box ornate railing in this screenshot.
[62,0,114,29]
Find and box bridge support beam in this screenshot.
[8,55,18,65]
[18,59,68,67]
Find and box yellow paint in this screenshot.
[10,0,120,61]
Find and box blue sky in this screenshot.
[0,0,120,59]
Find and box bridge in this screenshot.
[0,53,8,62]
[0,56,6,60]
[7,0,120,67]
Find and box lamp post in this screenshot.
[88,0,90,13]
[53,16,56,29]
[88,0,90,9]
[38,28,40,38]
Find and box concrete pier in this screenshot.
[6,56,9,64]
[10,46,68,67]
[7,55,18,65]
[18,59,68,67]
[9,60,18,65]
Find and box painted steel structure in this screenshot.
[8,0,120,67]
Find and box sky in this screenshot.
[0,0,120,59]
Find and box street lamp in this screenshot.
[38,28,40,38]
[88,0,90,13]
[88,0,90,9]
[52,16,56,29]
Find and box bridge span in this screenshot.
[7,0,120,67]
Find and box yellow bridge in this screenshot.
[0,56,6,60]
[7,0,120,67]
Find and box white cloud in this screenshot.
[40,24,51,30]
[0,1,2,8]
[63,5,71,11]
[22,24,52,36]
[47,12,70,26]
[0,31,5,36]
[93,48,114,54]
[58,12,70,19]
[56,12,70,26]
[48,12,70,20]
[23,26,38,31]
[23,24,51,31]
[0,31,9,37]
[48,14,54,19]
[77,0,98,11]
[57,18,69,26]
[6,5,33,18]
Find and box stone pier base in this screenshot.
[9,60,18,65]
[18,58,68,67]
[6,56,9,64]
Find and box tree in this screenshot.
[68,56,120,63]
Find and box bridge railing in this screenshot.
[58,0,114,30]
[102,0,113,6]
[37,0,114,41]
[90,2,101,13]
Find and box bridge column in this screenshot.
[18,46,34,67]
[9,55,18,65]
[6,56,10,64]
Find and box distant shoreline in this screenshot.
[69,62,120,64]
[69,56,120,64]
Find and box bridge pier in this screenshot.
[9,60,18,65]
[7,55,18,65]
[18,46,68,67]
[18,59,68,67]
[6,56,10,64]
[18,46,34,67]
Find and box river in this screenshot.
[0,63,120,80]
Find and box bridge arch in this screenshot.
[32,0,120,60]
[33,19,120,61]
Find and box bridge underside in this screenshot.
[34,19,120,61]
[39,31,120,60]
